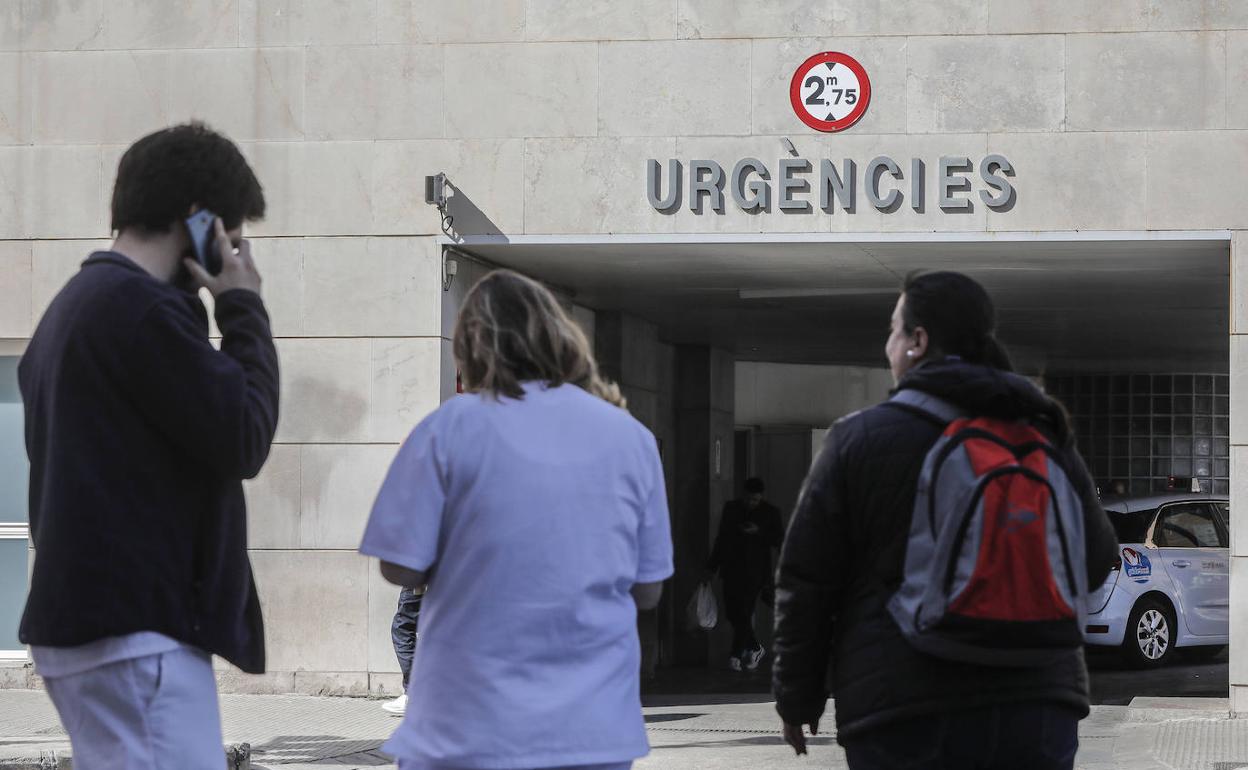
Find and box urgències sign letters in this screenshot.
[645,50,1017,216]
[646,155,1016,215]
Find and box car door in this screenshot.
[1214,501,1232,548]
[1151,501,1229,638]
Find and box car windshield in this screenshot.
[1108,509,1154,544]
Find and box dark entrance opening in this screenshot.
[443,234,1231,688]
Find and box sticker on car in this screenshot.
[1123,547,1152,579]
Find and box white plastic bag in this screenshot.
[686,581,718,631]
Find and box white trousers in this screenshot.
[43,646,224,770]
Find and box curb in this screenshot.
[0,753,69,770]
[0,743,250,770]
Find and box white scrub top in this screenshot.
[360,381,674,769]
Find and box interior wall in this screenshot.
[745,428,812,657]
[672,345,735,666]
[439,253,493,400]
[736,361,893,428]
[593,312,679,671]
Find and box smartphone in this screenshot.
[185,209,221,275]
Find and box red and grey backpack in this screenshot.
[886,388,1090,666]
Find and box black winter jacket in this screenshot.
[19,252,279,673]
[771,359,1118,741]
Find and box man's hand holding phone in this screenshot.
[184,218,262,297]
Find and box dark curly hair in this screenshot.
[110,122,265,234]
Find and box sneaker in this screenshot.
[728,655,742,672]
[744,645,766,671]
[381,693,407,715]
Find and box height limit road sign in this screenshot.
[789,51,871,133]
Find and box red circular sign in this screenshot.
[789,52,871,133]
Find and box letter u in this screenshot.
[647,159,682,211]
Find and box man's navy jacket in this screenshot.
[18,252,279,673]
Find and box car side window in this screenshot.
[1215,502,1231,547]
[1153,503,1220,549]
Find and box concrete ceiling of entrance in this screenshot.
[464,239,1230,374]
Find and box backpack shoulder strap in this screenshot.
[888,389,967,426]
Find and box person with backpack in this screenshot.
[772,271,1118,769]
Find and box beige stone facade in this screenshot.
[2,1,1248,700]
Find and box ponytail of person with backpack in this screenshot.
[772,271,1119,769]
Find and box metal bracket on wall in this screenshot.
[443,254,458,292]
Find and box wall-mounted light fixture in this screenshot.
[425,172,453,237]
[424,173,448,207]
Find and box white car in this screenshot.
[1085,494,1230,667]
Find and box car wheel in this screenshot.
[1122,599,1175,669]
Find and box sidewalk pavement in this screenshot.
[2,688,1248,769]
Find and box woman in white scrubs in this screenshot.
[360,269,674,770]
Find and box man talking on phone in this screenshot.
[17,123,278,770]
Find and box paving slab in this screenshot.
[2,689,1248,769]
[1131,696,1232,712]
